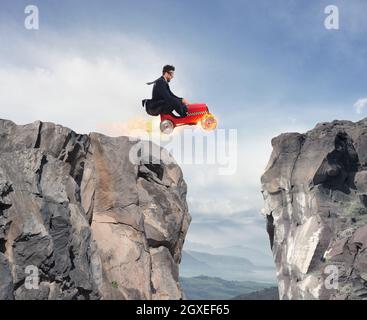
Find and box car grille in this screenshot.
[187,111,208,116]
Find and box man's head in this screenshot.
[162,65,175,82]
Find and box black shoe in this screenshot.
[142,99,147,107]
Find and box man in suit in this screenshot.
[142,65,189,117]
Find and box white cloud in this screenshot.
[0,29,190,135]
[187,197,250,216]
[185,212,269,251]
[181,130,292,216]
[354,98,367,114]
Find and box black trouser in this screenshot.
[151,99,187,117]
[163,102,187,117]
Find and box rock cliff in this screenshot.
[261,118,367,300]
[0,119,190,300]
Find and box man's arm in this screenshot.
[155,80,182,107]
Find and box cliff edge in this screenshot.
[261,118,367,300]
[0,119,191,300]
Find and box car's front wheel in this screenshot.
[201,114,217,131]
[160,119,175,134]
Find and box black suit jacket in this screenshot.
[148,76,183,108]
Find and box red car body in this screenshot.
[160,103,217,134]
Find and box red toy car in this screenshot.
[160,103,217,134]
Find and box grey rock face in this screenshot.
[261,118,367,300]
[0,119,190,300]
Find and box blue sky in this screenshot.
[2,0,367,123]
[1,0,367,266]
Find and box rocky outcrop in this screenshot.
[0,119,190,300]
[261,118,367,300]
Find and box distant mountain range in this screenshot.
[183,241,274,266]
[180,250,276,283]
[231,287,279,300]
[180,275,276,300]
[179,242,277,299]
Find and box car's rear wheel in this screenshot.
[201,114,217,131]
[160,120,175,134]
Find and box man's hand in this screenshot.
[182,98,189,106]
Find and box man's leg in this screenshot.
[161,102,187,117]
[173,102,188,117]
[161,103,174,114]
[145,100,165,116]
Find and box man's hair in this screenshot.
[162,65,175,74]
